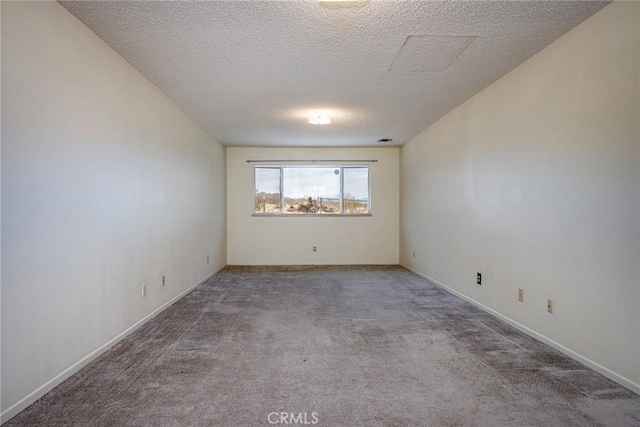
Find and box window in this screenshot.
[254,167,281,213]
[254,166,370,216]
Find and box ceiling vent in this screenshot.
[378,138,392,143]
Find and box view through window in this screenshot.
[254,166,370,215]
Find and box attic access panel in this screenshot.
[389,35,477,72]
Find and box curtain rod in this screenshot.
[246,159,377,163]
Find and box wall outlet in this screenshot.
[412,251,415,259]
[207,255,210,264]
[313,246,317,252]
[141,283,147,297]
[518,288,524,302]
[161,275,166,286]
[547,299,555,314]
[477,272,482,285]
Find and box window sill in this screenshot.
[252,213,372,218]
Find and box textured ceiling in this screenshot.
[60,1,608,147]
[390,35,477,72]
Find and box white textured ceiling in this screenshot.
[60,0,607,147]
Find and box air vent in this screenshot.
[378,138,393,143]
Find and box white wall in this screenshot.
[400,2,640,391]
[227,147,398,265]
[1,1,226,420]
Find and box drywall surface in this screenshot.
[1,1,226,420]
[227,147,399,265]
[60,1,608,147]
[401,2,640,390]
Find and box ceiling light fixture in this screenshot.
[308,114,331,125]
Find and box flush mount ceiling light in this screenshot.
[308,114,331,125]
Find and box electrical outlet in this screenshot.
[161,275,165,286]
[547,299,555,314]
[313,246,317,252]
[207,255,210,264]
[477,272,482,285]
[413,251,415,259]
[141,283,147,297]
[518,289,524,302]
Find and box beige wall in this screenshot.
[400,2,640,391]
[227,147,399,265]
[1,1,226,420]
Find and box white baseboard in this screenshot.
[400,264,640,395]
[1,264,227,425]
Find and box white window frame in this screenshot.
[252,165,372,217]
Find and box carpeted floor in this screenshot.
[7,266,640,426]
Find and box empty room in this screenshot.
[1,0,639,425]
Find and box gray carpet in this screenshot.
[7,266,640,426]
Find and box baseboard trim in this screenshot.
[1,264,227,425]
[400,264,640,394]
